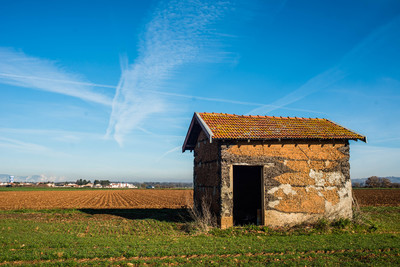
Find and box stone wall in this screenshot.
[220,140,353,228]
[193,131,221,217]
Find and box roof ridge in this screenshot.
[199,112,322,120]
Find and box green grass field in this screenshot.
[0,206,399,266]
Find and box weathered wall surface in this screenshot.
[193,131,221,218]
[220,140,353,227]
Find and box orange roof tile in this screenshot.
[182,112,366,152]
[198,112,366,141]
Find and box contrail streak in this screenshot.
[106,0,235,146]
[0,72,116,89]
[248,14,400,115]
[0,48,113,106]
[0,71,324,114]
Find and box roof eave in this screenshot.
[182,114,197,152]
[182,112,214,152]
[194,112,214,143]
[324,119,367,143]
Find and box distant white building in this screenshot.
[126,183,138,189]
[110,182,137,189]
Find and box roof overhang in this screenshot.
[182,112,367,152]
[182,112,214,152]
[324,119,367,143]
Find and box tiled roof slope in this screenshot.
[198,112,366,141]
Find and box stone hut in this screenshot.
[182,112,366,229]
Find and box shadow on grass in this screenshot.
[79,208,193,223]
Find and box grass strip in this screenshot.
[0,207,399,265]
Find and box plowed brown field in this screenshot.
[353,189,400,207]
[0,188,398,210]
[0,189,193,210]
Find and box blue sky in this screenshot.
[0,0,399,182]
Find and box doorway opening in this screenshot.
[233,165,263,225]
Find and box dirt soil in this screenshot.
[353,189,400,207]
[0,188,398,210]
[0,189,193,210]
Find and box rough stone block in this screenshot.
[220,216,233,229]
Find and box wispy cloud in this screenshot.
[247,68,346,115]
[0,136,67,156]
[0,44,323,120]
[0,128,105,144]
[0,47,113,106]
[156,146,181,162]
[248,14,400,115]
[140,89,325,114]
[0,69,325,112]
[106,0,233,146]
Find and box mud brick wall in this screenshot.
[220,140,353,227]
[193,131,221,216]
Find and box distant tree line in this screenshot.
[94,180,111,186]
[59,179,111,186]
[76,179,90,186]
[353,176,400,188]
[131,182,193,189]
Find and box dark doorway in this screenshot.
[233,165,262,225]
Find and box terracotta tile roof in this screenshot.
[198,112,366,141]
